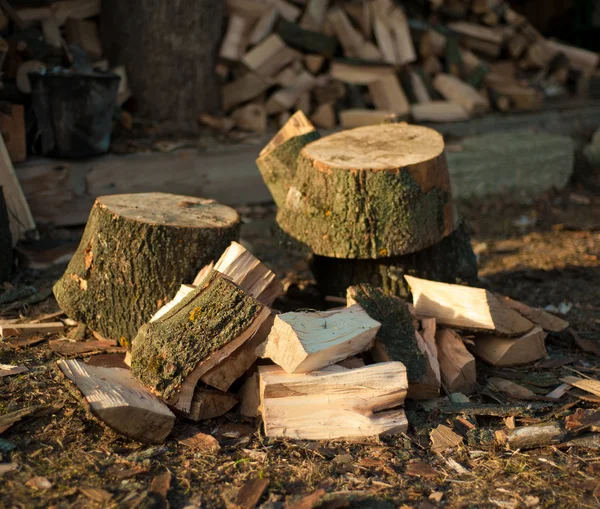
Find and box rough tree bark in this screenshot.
[53,193,239,342]
[311,222,478,298]
[100,0,224,124]
[268,123,455,258]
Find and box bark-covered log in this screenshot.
[100,0,224,124]
[271,123,455,258]
[0,187,13,281]
[256,111,320,208]
[54,193,239,342]
[131,270,270,413]
[311,222,477,298]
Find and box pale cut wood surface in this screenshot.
[241,34,300,78]
[561,377,600,399]
[258,110,314,158]
[433,74,489,116]
[339,109,396,128]
[435,328,477,394]
[239,373,261,417]
[0,133,35,244]
[302,123,444,172]
[150,284,195,322]
[467,326,547,367]
[257,304,380,373]
[259,362,408,439]
[57,359,175,444]
[368,75,410,115]
[405,276,534,336]
[411,102,470,123]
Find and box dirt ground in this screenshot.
[1,168,599,508]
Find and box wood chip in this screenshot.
[487,377,538,400]
[405,461,438,478]
[561,377,600,398]
[430,424,463,453]
[5,334,46,348]
[85,353,129,369]
[177,429,220,453]
[149,471,171,504]
[227,477,269,509]
[286,488,327,509]
[546,383,570,399]
[0,364,28,377]
[0,463,17,475]
[25,476,52,489]
[1,322,64,337]
[79,487,113,504]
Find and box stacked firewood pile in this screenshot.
[208,0,600,133]
[5,117,588,448]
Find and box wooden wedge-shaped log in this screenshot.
[468,326,548,367]
[178,387,238,422]
[255,111,320,208]
[259,362,408,439]
[57,359,175,444]
[53,193,240,342]
[435,328,477,394]
[405,276,535,336]
[347,284,440,400]
[270,123,455,258]
[494,295,568,332]
[131,271,270,412]
[195,241,283,307]
[256,304,380,373]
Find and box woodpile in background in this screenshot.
[208,0,600,133]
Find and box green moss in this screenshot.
[130,271,263,401]
[347,284,427,383]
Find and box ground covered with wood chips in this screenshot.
[1,174,600,508]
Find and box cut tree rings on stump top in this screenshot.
[53,193,240,343]
[265,121,455,258]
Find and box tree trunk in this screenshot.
[53,193,239,342]
[270,123,455,258]
[100,0,224,124]
[311,222,478,298]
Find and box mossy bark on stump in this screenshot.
[53,193,240,342]
[311,222,477,298]
[130,270,270,412]
[272,123,455,258]
[256,111,320,208]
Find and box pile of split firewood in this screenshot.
[206,0,600,133]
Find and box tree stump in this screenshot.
[268,123,455,258]
[311,222,477,298]
[53,193,240,342]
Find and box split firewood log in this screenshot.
[347,284,440,400]
[258,362,408,439]
[130,270,270,413]
[259,120,455,258]
[468,326,548,366]
[257,304,379,373]
[435,328,477,394]
[58,359,175,444]
[311,222,477,299]
[53,193,239,342]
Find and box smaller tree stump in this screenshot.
[53,193,240,342]
[311,222,477,298]
[269,123,455,258]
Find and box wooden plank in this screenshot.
[0,104,26,163]
[368,75,410,115]
[242,34,300,78]
[259,362,408,439]
[339,109,396,128]
[0,133,35,244]
[468,326,547,366]
[257,304,380,373]
[435,328,477,394]
[57,359,175,444]
[404,276,534,336]
[1,322,64,337]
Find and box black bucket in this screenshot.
[30,70,121,158]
